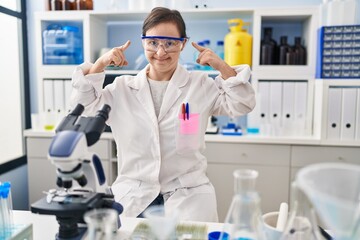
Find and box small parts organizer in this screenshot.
[317,25,360,79]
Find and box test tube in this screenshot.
[0,182,13,236]
[0,184,6,237]
[3,182,13,228]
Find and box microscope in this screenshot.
[31,104,123,240]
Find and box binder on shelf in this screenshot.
[282,81,295,135]
[294,81,308,136]
[43,80,54,112]
[356,88,360,140]
[64,79,72,113]
[53,80,65,113]
[258,81,271,135]
[269,81,282,135]
[341,87,357,140]
[327,87,342,140]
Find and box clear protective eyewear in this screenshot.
[141,36,187,53]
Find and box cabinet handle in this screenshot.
[337,156,345,161]
[241,153,248,158]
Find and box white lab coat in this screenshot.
[71,63,255,221]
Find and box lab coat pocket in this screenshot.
[175,113,201,154]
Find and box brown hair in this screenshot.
[142,7,188,38]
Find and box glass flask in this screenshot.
[84,208,118,240]
[143,205,179,240]
[222,169,266,240]
[281,182,322,240]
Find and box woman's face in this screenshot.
[144,22,185,77]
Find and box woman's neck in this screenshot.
[147,67,176,81]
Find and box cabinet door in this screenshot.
[204,142,290,166]
[207,163,290,222]
[291,145,360,183]
[204,142,290,220]
[291,145,360,168]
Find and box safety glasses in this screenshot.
[141,36,187,53]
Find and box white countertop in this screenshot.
[13,210,224,239]
[24,129,360,147]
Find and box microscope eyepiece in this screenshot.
[70,104,85,116]
[96,104,111,121]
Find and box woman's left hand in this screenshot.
[192,42,223,70]
[192,42,236,79]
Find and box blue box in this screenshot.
[316,25,360,79]
[42,22,84,65]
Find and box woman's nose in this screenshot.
[156,45,167,56]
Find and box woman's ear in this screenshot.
[181,39,188,51]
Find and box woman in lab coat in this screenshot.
[71,7,255,222]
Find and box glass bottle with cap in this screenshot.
[222,169,266,240]
[77,0,93,10]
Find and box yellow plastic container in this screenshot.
[224,19,253,66]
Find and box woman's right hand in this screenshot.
[88,40,131,74]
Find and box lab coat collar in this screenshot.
[127,64,189,122]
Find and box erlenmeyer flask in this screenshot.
[84,208,118,240]
[222,169,266,240]
[281,182,322,240]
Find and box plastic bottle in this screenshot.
[293,37,306,65]
[224,19,253,66]
[279,36,291,65]
[222,169,266,240]
[215,40,224,60]
[260,27,277,65]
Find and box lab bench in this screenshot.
[24,129,360,221]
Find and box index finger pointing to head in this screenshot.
[120,40,131,51]
[191,42,206,52]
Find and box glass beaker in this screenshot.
[143,205,179,240]
[281,182,322,240]
[84,208,118,240]
[222,169,266,240]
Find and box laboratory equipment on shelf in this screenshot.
[296,163,360,240]
[31,104,123,240]
[260,27,278,65]
[42,23,83,65]
[279,36,291,65]
[293,37,306,65]
[224,19,252,66]
[222,169,266,240]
